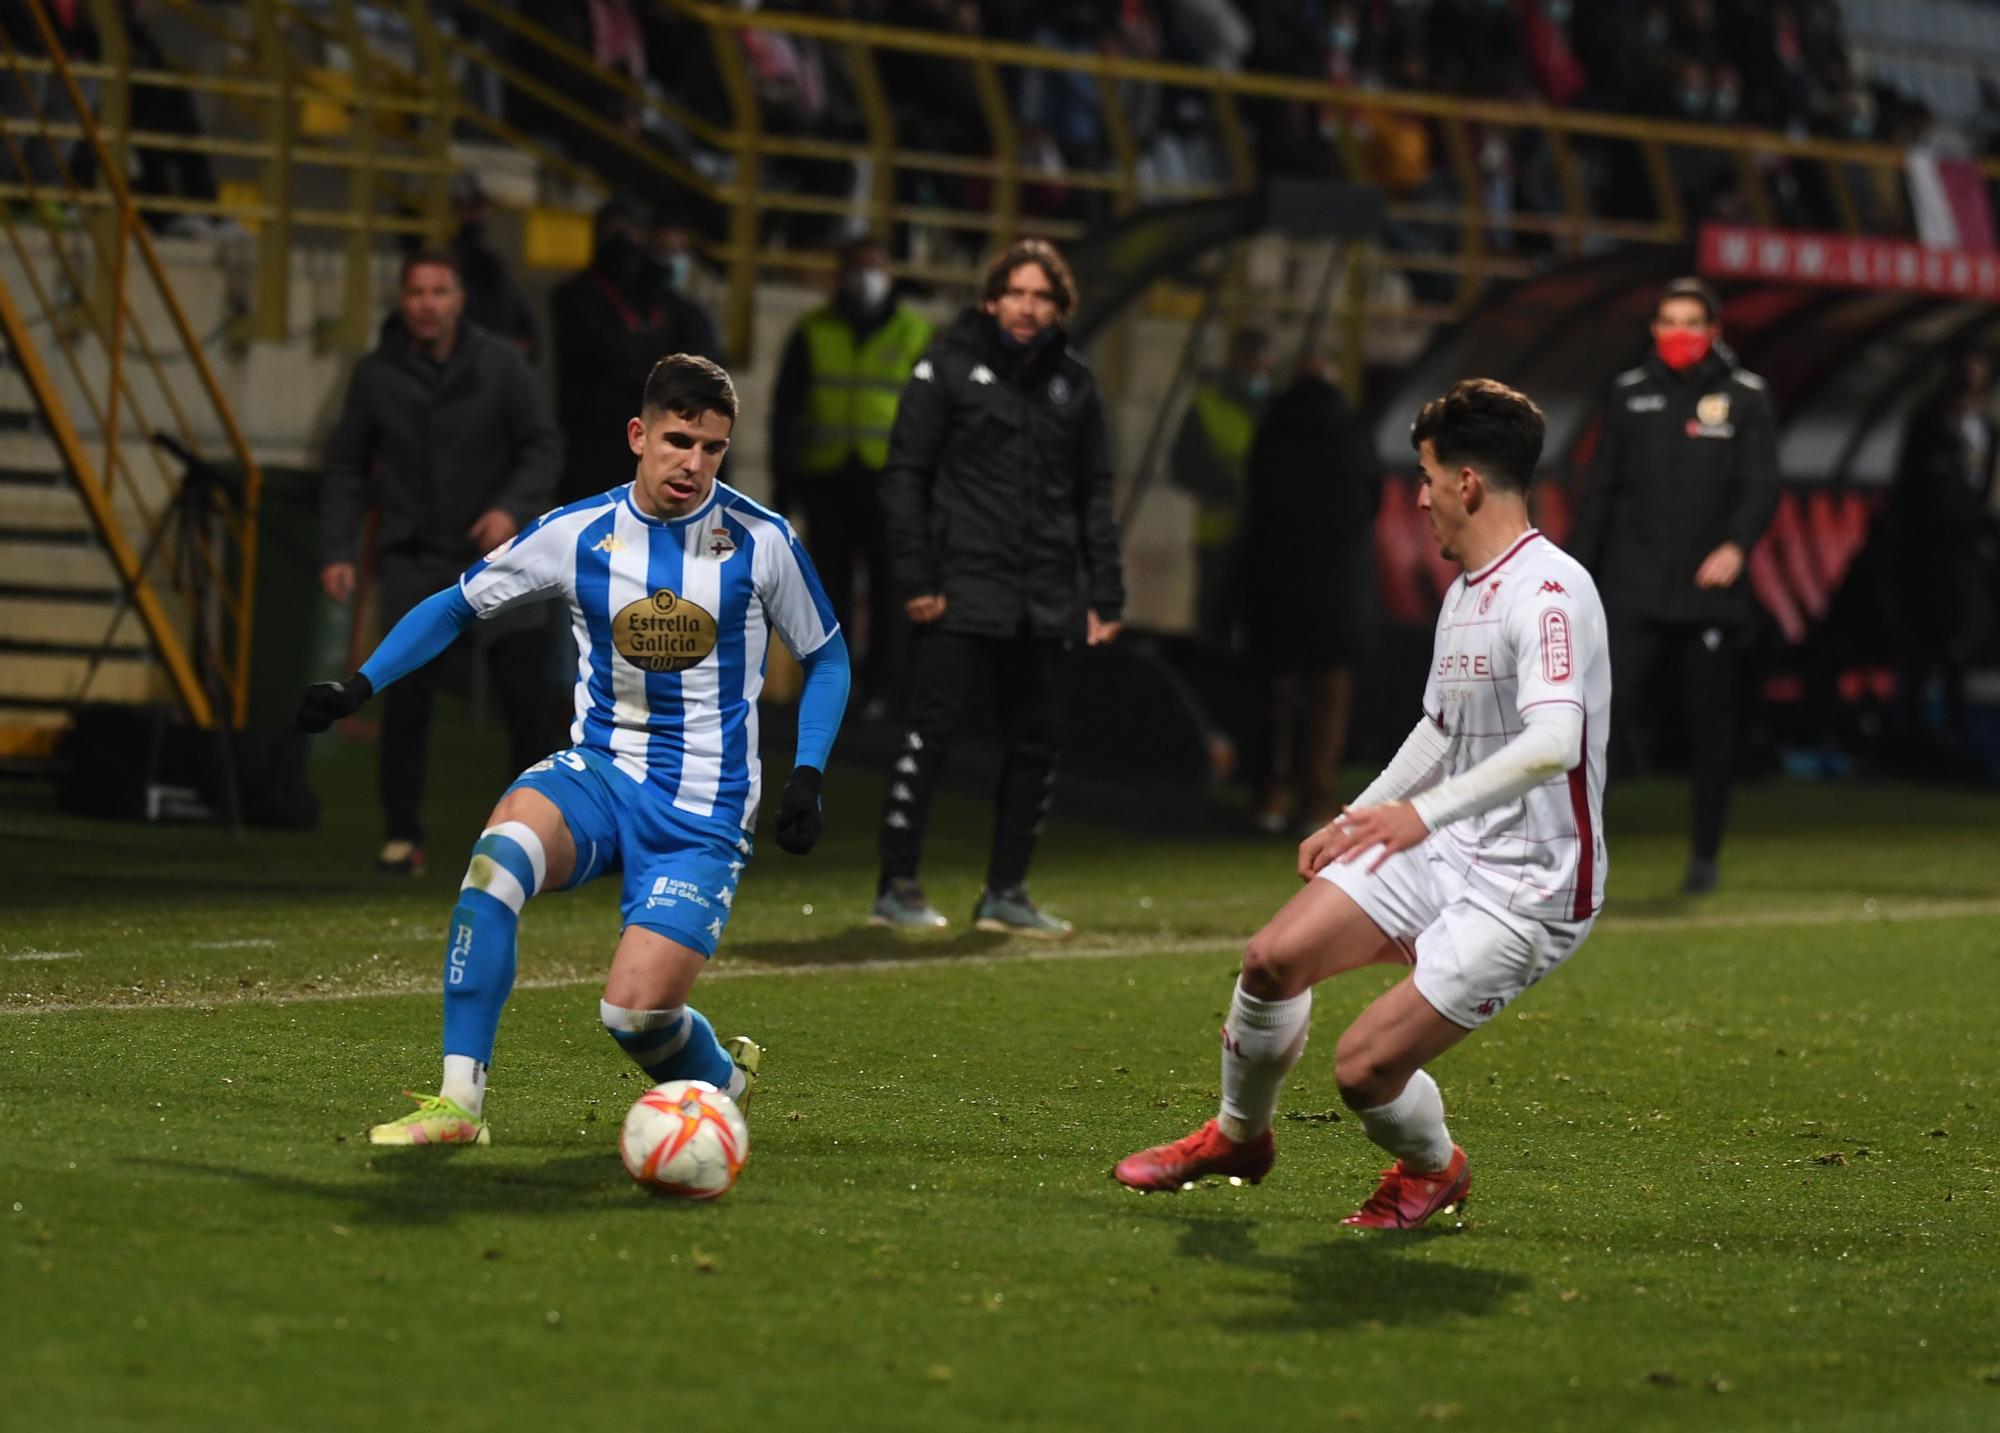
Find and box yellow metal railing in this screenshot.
[662,0,1996,351]
[0,0,265,728]
[4,1,1981,361]
[4,2,1985,369]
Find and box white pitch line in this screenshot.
[5,951,82,962]
[4,896,1999,1018]
[187,939,278,950]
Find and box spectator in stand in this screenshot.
[1239,354,1381,835]
[511,0,631,172]
[1245,1,1333,176]
[445,171,538,361]
[1018,3,1109,168]
[650,221,720,342]
[738,4,860,245]
[1165,0,1253,72]
[0,0,96,214]
[1520,1,1586,109]
[125,0,222,236]
[549,198,720,508]
[1888,348,1999,771]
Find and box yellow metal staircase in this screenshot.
[0,0,262,763]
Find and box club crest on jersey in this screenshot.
[612,587,719,673]
[1478,581,1501,615]
[704,526,736,559]
[1687,391,1735,438]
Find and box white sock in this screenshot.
[1216,981,1311,1143]
[441,1053,488,1116]
[725,1066,748,1103]
[1356,1067,1453,1172]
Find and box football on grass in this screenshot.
[619,1079,749,1199]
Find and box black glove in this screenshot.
[297,672,374,733]
[773,764,823,855]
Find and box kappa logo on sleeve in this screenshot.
[1538,579,1567,595]
[1541,609,1573,683]
[913,358,933,382]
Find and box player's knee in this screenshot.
[1333,1034,1394,1109]
[460,821,548,914]
[1240,932,1306,1000]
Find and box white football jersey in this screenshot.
[1418,529,1609,922]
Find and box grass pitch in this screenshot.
[3,721,1999,1432]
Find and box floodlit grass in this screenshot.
[3,721,1998,1432]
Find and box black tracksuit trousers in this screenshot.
[877,627,1067,893]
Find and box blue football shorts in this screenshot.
[506,747,751,957]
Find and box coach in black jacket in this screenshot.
[319,249,562,874]
[871,239,1125,936]
[1569,277,1779,895]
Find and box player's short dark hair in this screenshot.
[982,238,1077,317]
[641,353,738,425]
[1410,378,1545,494]
[1657,276,1721,323]
[399,247,459,286]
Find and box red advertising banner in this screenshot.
[1698,223,2000,299]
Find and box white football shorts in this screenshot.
[1316,844,1593,1028]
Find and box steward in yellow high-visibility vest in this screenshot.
[1169,330,1273,645]
[793,303,935,475]
[770,237,935,709]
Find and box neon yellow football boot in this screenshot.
[368,1091,490,1146]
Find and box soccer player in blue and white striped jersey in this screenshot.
[299,355,849,1146]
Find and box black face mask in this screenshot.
[595,232,648,285]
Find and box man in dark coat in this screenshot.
[1888,348,1998,764]
[870,239,1126,935]
[319,250,563,875]
[1239,356,1383,833]
[1569,277,1780,894]
[549,198,719,506]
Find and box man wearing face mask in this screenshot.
[445,170,538,361]
[1569,277,1779,895]
[870,238,1125,935]
[769,236,933,715]
[650,223,719,348]
[1169,327,1272,646]
[549,197,720,509]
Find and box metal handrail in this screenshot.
[660,0,1967,346]
[0,0,269,728]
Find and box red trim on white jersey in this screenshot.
[1567,713,1594,920]
[1463,528,1544,586]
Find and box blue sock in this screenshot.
[440,824,546,1070]
[600,1000,733,1088]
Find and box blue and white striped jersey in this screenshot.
[459,481,839,830]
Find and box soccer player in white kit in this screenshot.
[1115,379,1608,1228]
